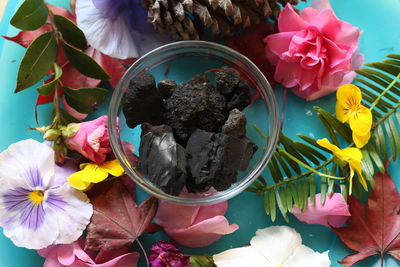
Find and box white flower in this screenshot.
[213,226,331,267]
[76,0,170,59]
[0,140,93,249]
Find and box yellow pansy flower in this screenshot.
[317,138,367,195]
[335,84,372,148]
[68,160,125,190]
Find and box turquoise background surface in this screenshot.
[0,0,399,266]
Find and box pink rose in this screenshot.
[264,2,363,101]
[65,115,112,164]
[37,238,140,267]
[291,193,351,227]
[154,201,239,248]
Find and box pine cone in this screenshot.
[141,0,305,40]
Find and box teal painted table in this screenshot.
[0,0,399,266]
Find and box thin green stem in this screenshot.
[370,72,400,110]
[252,124,269,140]
[372,101,400,130]
[277,147,345,180]
[264,157,335,191]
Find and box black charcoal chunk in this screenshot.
[216,67,240,95]
[239,138,258,171]
[139,123,186,196]
[158,79,177,99]
[123,74,163,128]
[163,75,226,144]
[226,80,252,111]
[186,129,257,192]
[222,108,247,138]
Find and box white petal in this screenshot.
[0,139,55,189]
[213,246,273,267]
[76,0,139,59]
[49,183,93,244]
[1,203,60,249]
[250,226,302,265]
[283,245,331,267]
[130,30,171,57]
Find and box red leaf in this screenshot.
[332,171,400,266]
[224,22,277,87]
[85,179,158,263]
[3,24,52,48]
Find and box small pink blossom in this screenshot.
[154,201,238,248]
[291,193,351,227]
[264,2,363,101]
[37,238,140,267]
[65,115,112,164]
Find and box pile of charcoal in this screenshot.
[123,67,258,196]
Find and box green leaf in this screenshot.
[280,151,301,175]
[276,152,292,177]
[366,144,385,173]
[263,191,270,215]
[62,41,110,80]
[269,189,276,222]
[308,175,316,206]
[375,125,388,159]
[384,119,397,159]
[284,186,293,212]
[388,116,400,160]
[315,107,352,143]
[320,177,327,205]
[53,15,87,50]
[297,134,331,153]
[59,108,81,124]
[11,0,48,30]
[15,32,57,93]
[289,182,299,207]
[37,63,62,96]
[340,179,348,201]
[63,87,108,114]
[276,189,289,222]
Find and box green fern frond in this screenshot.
[248,54,400,221]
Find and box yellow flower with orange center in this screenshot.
[317,138,367,195]
[335,84,372,148]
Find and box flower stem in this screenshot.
[136,238,149,267]
[370,72,400,110]
[371,101,400,130]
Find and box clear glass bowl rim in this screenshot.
[108,40,280,205]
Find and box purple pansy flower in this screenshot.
[76,0,170,59]
[0,139,93,249]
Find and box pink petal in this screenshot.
[291,193,351,227]
[74,238,95,264]
[310,9,342,41]
[43,250,65,267]
[265,32,296,59]
[165,216,239,248]
[155,200,200,229]
[192,201,228,224]
[300,8,319,23]
[37,245,58,258]
[57,244,76,266]
[278,4,309,32]
[274,60,300,88]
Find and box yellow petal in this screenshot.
[80,167,109,183]
[349,105,372,136]
[353,131,371,148]
[335,101,351,123]
[349,159,368,191]
[68,171,92,190]
[316,138,341,154]
[336,84,362,106]
[339,147,363,162]
[99,160,125,177]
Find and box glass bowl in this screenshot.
[108,40,279,205]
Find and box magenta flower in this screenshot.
[0,140,92,249]
[149,241,190,267]
[38,237,140,267]
[291,193,351,227]
[154,201,238,248]
[264,2,363,101]
[65,115,112,164]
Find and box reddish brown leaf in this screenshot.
[332,171,400,266]
[3,24,52,48]
[224,22,278,87]
[85,179,158,263]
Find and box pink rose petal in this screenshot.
[291,193,351,227]
[164,216,239,248]
[155,200,238,248]
[278,4,309,32]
